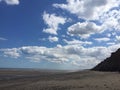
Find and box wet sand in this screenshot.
[0,69,120,90]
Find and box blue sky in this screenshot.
[0,0,120,70]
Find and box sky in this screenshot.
[0,0,120,70]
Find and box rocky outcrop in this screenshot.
[92,48,120,72]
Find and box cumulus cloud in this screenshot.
[94,37,110,42]
[0,37,7,41]
[43,12,66,35]
[53,0,120,20]
[0,48,20,58]
[48,36,59,42]
[1,44,120,69]
[0,0,19,5]
[67,21,104,38]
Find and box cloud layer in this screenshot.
[1,43,120,69]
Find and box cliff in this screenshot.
[92,48,120,71]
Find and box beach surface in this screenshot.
[0,68,120,90]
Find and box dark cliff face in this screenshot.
[92,48,120,72]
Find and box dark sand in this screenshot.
[0,68,120,90]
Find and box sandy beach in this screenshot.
[0,69,120,90]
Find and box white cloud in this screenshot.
[107,42,115,45]
[43,12,66,35]
[100,9,120,31]
[20,46,69,63]
[48,36,58,42]
[1,44,120,69]
[94,37,110,42]
[0,37,7,41]
[67,22,104,38]
[56,44,62,48]
[63,39,92,45]
[53,0,120,20]
[0,0,19,5]
[0,48,20,58]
